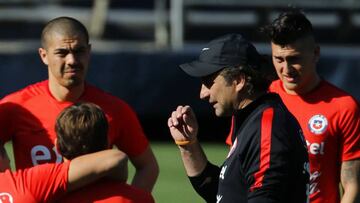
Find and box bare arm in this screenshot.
[67,149,128,192]
[130,146,159,192]
[168,105,208,177]
[340,159,360,203]
[177,141,208,177]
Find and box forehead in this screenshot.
[201,71,219,81]
[271,41,308,56]
[271,37,315,54]
[45,31,88,49]
[201,71,228,88]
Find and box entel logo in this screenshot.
[31,145,63,166]
[308,114,328,135]
[0,192,13,203]
[306,141,325,155]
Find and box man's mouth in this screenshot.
[283,75,297,83]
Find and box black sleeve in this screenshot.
[188,162,220,203]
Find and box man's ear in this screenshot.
[234,73,246,92]
[38,48,49,65]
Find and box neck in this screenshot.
[237,91,265,110]
[286,74,321,95]
[48,80,84,102]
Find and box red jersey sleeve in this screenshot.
[338,98,360,161]
[0,99,16,142]
[23,161,70,202]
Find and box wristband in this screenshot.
[175,139,195,146]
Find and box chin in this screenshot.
[63,79,83,88]
[214,109,223,117]
[284,82,299,90]
[215,109,230,117]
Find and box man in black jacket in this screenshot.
[168,34,309,203]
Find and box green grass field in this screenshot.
[5,141,228,203]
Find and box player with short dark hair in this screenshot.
[0,16,159,192]
[41,16,89,49]
[263,10,313,46]
[168,34,309,203]
[261,10,360,203]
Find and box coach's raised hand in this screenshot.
[167,105,208,178]
[168,105,198,146]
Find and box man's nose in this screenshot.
[66,53,78,65]
[200,84,210,100]
[283,61,293,73]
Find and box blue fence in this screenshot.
[1,49,359,141]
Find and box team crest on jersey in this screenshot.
[0,192,13,203]
[308,114,328,135]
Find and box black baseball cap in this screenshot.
[180,34,261,77]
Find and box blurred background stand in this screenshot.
[0,0,359,141]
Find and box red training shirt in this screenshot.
[0,80,149,169]
[0,162,69,203]
[269,80,360,203]
[59,179,155,203]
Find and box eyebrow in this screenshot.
[273,52,300,58]
[53,45,87,53]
